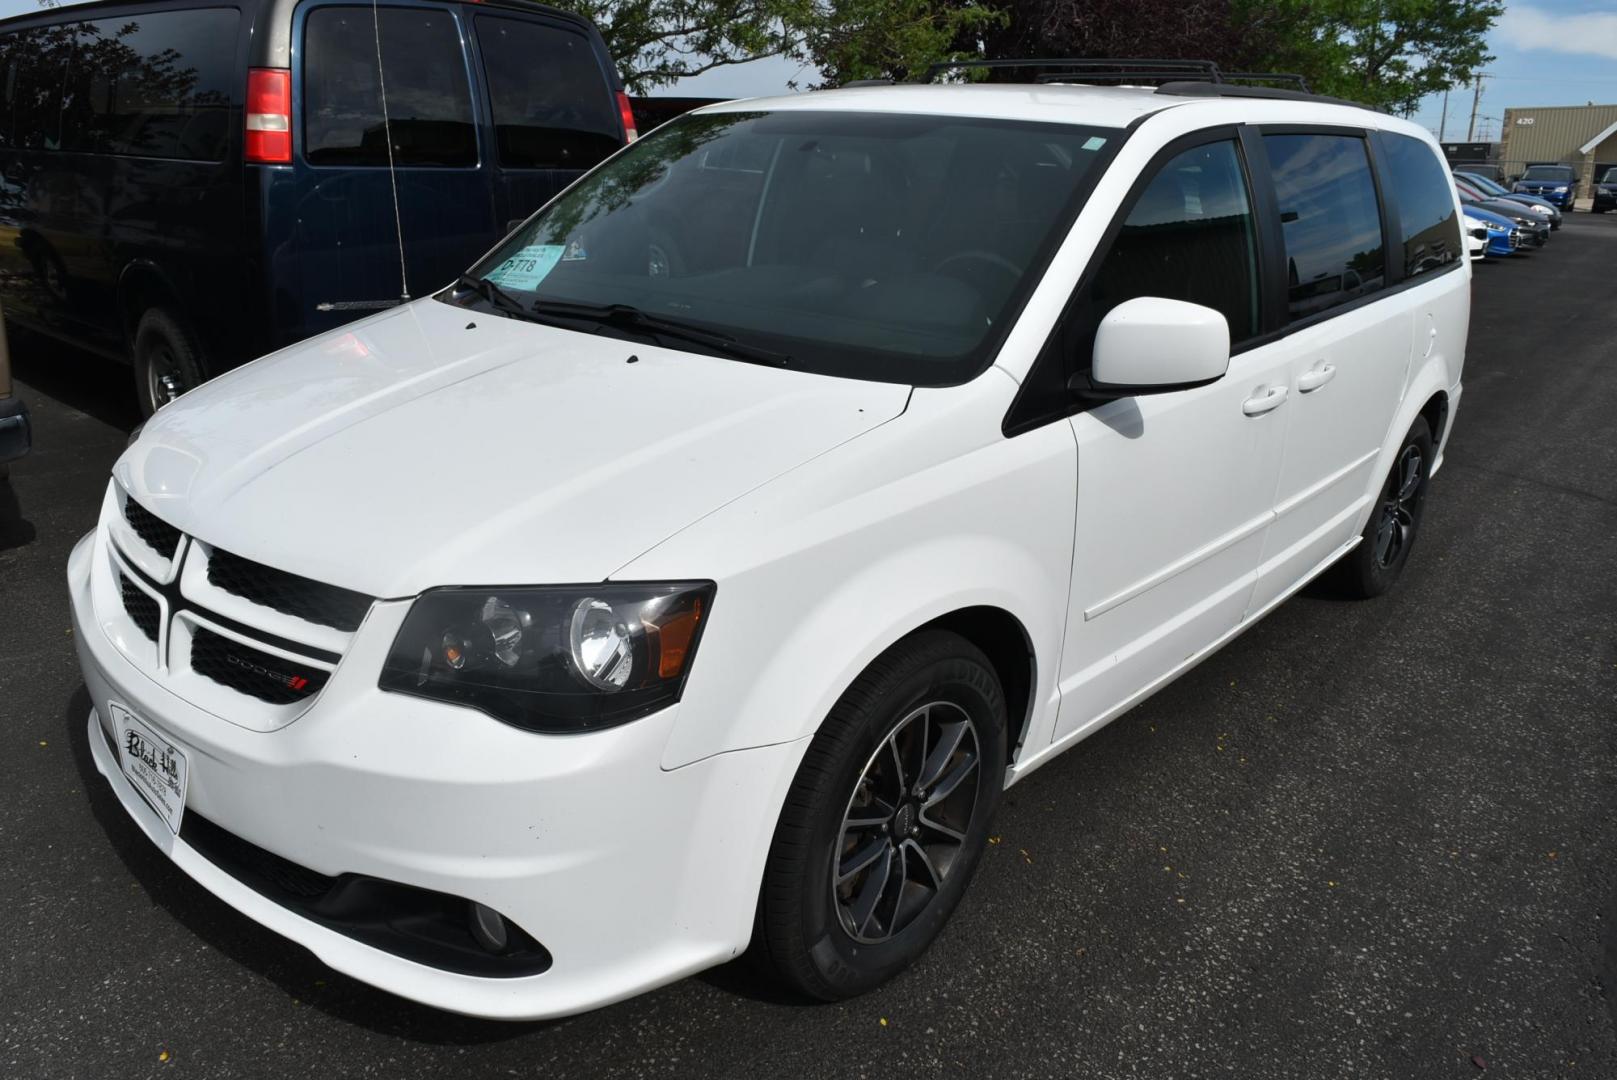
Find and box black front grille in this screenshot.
[120,572,161,642]
[183,812,335,898]
[190,625,329,705]
[207,547,373,633]
[123,497,182,558]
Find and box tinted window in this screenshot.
[1378,132,1461,279]
[467,111,1117,384]
[0,12,236,159]
[475,17,619,170]
[305,8,475,167]
[1090,139,1259,342]
[1264,133,1385,321]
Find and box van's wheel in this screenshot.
[1330,416,1433,599]
[754,630,1007,1000]
[133,308,207,417]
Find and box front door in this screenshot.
[292,1,497,335]
[1053,135,1290,745]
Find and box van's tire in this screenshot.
[133,308,207,417]
[1329,416,1434,599]
[754,630,1007,1000]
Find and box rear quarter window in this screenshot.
[474,16,619,170]
[0,10,238,160]
[1376,132,1462,279]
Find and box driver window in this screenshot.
[1090,139,1260,344]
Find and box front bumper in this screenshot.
[69,527,806,1019]
[1594,189,1616,211]
[0,394,28,464]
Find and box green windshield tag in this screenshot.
[488,244,565,290]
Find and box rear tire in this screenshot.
[754,630,1007,1000]
[1328,417,1433,599]
[133,307,207,418]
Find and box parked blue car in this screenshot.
[1454,170,1562,228]
[1513,164,1577,209]
[1463,208,1516,258]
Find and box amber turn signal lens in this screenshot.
[647,597,703,679]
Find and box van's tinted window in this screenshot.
[1264,133,1385,321]
[1378,132,1461,279]
[1090,139,1259,342]
[304,8,475,167]
[475,17,619,170]
[0,10,236,159]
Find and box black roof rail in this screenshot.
[925,58,1225,84]
[921,58,1352,104]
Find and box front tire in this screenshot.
[755,630,1007,1000]
[1329,416,1433,598]
[133,307,208,418]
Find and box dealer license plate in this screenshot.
[110,702,188,834]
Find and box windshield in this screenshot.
[1461,173,1507,195]
[461,110,1120,384]
[1602,168,1617,184]
[1521,166,1573,182]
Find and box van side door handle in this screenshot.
[1296,363,1337,393]
[1242,384,1289,416]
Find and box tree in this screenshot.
[1259,0,1502,117]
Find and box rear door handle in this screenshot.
[1242,384,1288,416]
[1296,363,1337,393]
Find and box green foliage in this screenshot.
[577,0,1499,113]
[1239,0,1503,115]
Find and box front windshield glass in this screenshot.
[1521,165,1573,182]
[1601,168,1617,184]
[462,110,1120,384]
[1463,173,1507,195]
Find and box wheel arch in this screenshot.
[916,606,1036,765]
[116,261,188,353]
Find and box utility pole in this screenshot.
[1466,74,1484,141]
[1438,90,1450,141]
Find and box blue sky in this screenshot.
[0,0,1613,143]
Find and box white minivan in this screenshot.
[70,74,1467,1020]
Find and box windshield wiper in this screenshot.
[450,273,533,320]
[529,299,791,368]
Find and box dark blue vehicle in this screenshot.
[0,0,631,415]
[1512,164,1577,209]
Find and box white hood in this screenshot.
[116,298,909,597]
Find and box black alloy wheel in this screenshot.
[755,630,1007,1000]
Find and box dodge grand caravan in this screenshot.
[71,75,1468,1019]
[0,0,630,416]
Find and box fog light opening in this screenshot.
[469,902,510,953]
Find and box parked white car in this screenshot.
[70,78,1468,1020]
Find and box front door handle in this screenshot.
[1242,384,1289,416]
[1296,363,1337,393]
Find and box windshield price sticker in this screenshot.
[487,244,565,290]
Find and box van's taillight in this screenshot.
[616,91,638,142]
[245,68,292,164]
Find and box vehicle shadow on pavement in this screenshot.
[0,476,35,551]
[59,684,578,1046]
[11,332,141,434]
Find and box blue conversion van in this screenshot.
[0,0,631,414]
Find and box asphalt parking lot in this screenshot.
[3,217,1616,1079]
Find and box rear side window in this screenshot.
[1263,133,1385,321]
[1377,132,1462,279]
[1089,139,1260,343]
[304,7,476,167]
[474,16,619,170]
[0,11,237,160]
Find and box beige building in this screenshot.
[1498,104,1617,197]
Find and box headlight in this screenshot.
[379,581,715,732]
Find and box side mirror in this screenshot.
[1071,297,1231,401]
